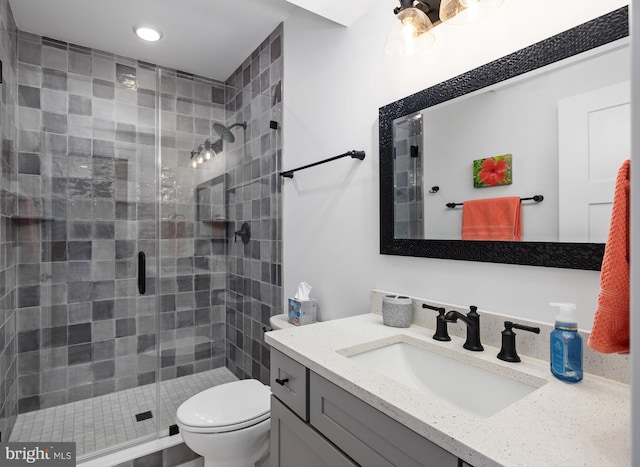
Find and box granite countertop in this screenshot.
[265,313,630,467]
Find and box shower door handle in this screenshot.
[138,251,146,295]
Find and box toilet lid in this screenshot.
[176,379,271,433]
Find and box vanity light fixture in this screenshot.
[190,123,245,168]
[386,0,505,56]
[135,26,162,42]
[191,139,217,168]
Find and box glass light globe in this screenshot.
[440,0,505,25]
[385,7,435,56]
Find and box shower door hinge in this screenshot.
[169,424,179,436]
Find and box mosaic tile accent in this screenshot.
[224,25,283,384]
[0,0,20,442]
[10,367,236,457]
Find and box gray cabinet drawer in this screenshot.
[271,396,357,467]
[309,371,458,467]
[270,349,308,420]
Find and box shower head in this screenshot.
[213,122,247,143]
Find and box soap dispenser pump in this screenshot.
[549,302,583,382]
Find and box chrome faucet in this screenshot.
[444,306,484,351]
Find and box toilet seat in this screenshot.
[177,379,271,434]
[179,411,269,434]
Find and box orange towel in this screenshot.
[588,159,630,354]
[461,197,522,241]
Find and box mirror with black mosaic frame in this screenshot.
[379,7,629,270]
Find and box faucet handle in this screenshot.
[497,321,541,362]
[511,322,541,334]
[422,304,451,341]
[467,305,479,317]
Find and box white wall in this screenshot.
[630,0,639,463]
[422,44,629,241]
[281,0,629,329]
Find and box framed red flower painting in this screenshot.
[473,154,512,188]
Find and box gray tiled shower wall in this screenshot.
[394,114,424,239]
[10,29,268,416]
[0,0,19,441]
[224,25,283,383]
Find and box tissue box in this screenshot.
[288,298,317,326]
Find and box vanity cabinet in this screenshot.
[270,349,462,467]
[271,396,357,467]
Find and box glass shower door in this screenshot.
[154,69,237,437]
[9,33,161,459]
[155,59,284,433]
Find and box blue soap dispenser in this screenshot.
[549,302,583,383]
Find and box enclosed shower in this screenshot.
[393,112,424,239]
[0,1,283,460]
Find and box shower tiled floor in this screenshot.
[10,367,238,457]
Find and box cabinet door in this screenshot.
[271,349,309,420]
[309,372,458,467]
[270,396,356,467]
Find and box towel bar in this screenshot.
[446,195,543,209]
[280,150,365,178]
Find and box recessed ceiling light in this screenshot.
[135,26,162,42]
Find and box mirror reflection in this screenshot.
[392,40,630,242]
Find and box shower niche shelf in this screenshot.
[9,196,56,221]
[10,216,52,221]
[196,174,229,241]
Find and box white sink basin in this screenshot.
[345,339,545,418]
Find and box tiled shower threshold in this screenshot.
[9,367,238,459]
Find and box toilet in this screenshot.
[176,379,271,467]
[268,313,295,331]
[176,314,294,467]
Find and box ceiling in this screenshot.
[8,0,370,82]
